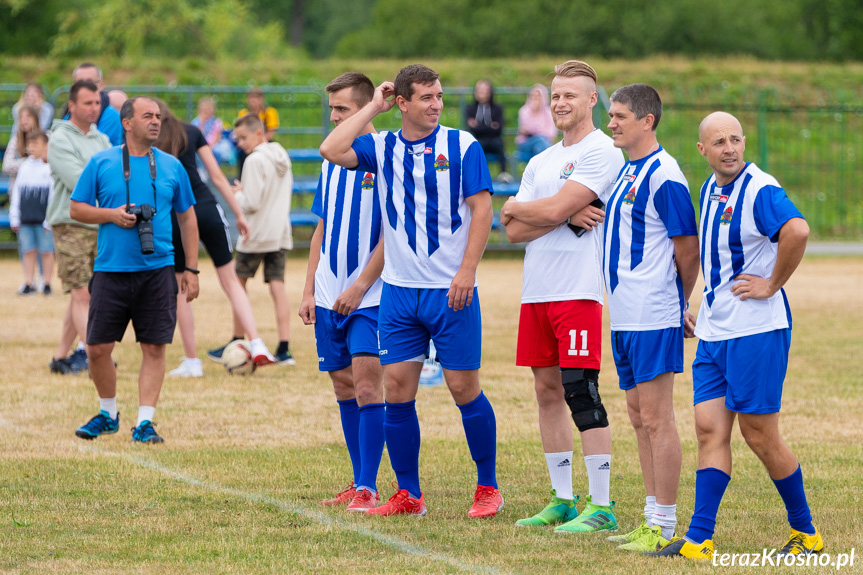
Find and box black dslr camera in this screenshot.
[127,203,156,254]
[122,145,158,255]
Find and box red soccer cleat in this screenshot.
[318,482,356,506]
[346,488,381,512]
[365,486,427,517]
[468,485,504,518]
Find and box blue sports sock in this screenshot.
[384,400,421,498]
[685,467,731,544]
[337,399,361,485]
[772,464,815,534]
[457,391,498,489]
[356,402,386,492]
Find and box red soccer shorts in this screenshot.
[516,300,602,369]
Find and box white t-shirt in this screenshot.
[602,148,698,331]
[516,129,624,303]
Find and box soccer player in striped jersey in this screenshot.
[649,112,820,560]
[320,64,502,518]
[601,84,700,552]
[300,73,387,512]
[500,60,624,534]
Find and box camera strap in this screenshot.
[122,144,158,214]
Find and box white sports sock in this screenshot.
[644,495,657,524]
[355,485,377,496]
[99,397,117,419]
[652,503,677,539]
[77,341,85,351]
[584,454,611,507]
[545,451,574,500]
[137,405,156,426]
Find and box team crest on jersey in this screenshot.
[560,162,575,180]
[361,173,375,189]
[622,188,637,205]
[434,154,449,171]
[720,206,733,224]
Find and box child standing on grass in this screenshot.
[10,132,55,296]
[213,113,295,366]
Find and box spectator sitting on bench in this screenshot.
[516,84,557,162]
[466,79,512,183]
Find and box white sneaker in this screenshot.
[169,357,204,378]
[249,338,276,367]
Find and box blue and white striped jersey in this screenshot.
[311,160,383,310]
[352,125,493,288]
[694,162,803,341]
[602,147,697,331]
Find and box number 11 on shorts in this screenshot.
[568,329,589,356]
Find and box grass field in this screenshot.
[1,254,861,574]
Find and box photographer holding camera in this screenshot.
[70,96,199,444]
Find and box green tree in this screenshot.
[49,0,290,59]
[0,0,85,54]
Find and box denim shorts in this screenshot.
[17,224,54,253]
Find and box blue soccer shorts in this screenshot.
[692,328,791,414]
[313,306,379,372]
[612,326,684,390]
[378,283,482,370]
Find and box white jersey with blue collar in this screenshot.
[602,147,698,331]
[311,160,383,311]
[351,125,493,289]
[695,162,803,341]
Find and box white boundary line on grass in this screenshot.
[84,446,510,575]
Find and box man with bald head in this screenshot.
[501,60,624,533]
[649,112,820,560]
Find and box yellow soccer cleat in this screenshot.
[776,527,824,557]
[645,536,714,560]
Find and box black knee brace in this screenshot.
[561,368,608,432]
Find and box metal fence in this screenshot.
[2,83,860,239]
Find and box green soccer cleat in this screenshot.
[515,490,579,527]
[645,536,714,560]
[607,520,652,544]
[554,496,617,534]
[618,525,671,552]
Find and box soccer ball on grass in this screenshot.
[222,340,255,375]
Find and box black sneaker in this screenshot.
[42,284,52,296]
[49,357,76,374]
[207,337,241,362]
[17,284,36,296]
[68,349,89,372]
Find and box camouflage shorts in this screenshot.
[234,250,286,283]
[53,224,97,293]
